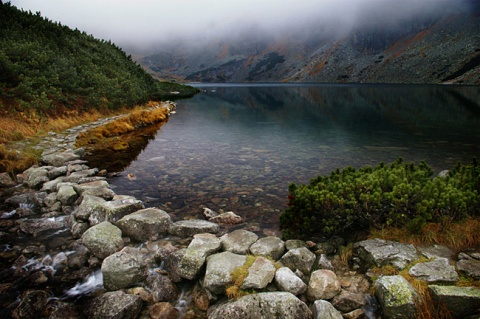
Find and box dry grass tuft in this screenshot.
[369,217,480,251]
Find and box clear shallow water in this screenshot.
[101,84,480,232]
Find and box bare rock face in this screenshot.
[274,267,307,296]
[117,208,172,242]
[249,236,286,260]
[178,233,222,280]
[374,275,419,319]
[83,290,142,319]
[101,247,147,291]
[81,221,124,259]
[428,285,480,319]
[354,238,418,270]
[408,258,459,283]
[208,292,312,319]
[311,300,343,319]
[221,229,258,254]
[307,269,342,301]
[203,251,247,295]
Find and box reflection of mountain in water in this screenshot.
[196,84,480,143]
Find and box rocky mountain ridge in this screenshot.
[139,4,480,85]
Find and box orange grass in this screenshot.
[369,217,480,251]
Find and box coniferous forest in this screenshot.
[0,1,198,115]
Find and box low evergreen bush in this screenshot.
[280,158,479,240]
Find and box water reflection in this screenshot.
[101,84,480,231]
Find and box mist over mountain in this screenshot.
[138,0,480,84]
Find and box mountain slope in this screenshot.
[0,1,198,115]
[140,4,480,85]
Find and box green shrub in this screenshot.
[280,158,479,240]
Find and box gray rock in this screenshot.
[208,292,312,319]
[41,177,66,193]
[168,219,219,237]
[56,185,79,206]
[209,211,243,224]
[354,238,418,270]
[408,257,459,283]
[274,267,307,295]
[316,254,334,271]
[73,180,115,200]
[221,229,259,254]
[204,251,247,294]
[47,166,68,179]
[250,236,286,260]
[178,233,222,280]
[70,219,89,238]
[147,272,179,302]
[428,285,480,318]
[18,217,66,237]
[41,151,80,167]
[285,240,308,251]
[241,256,276,290]
[81,221,124,259]
[101,247,147,291]
[163,248,186,283]
[27,167,49,189]
[83,290,142,319]
[5,191,37,207]
[311,300,343,319]
[456,259,480,279]
[418,244,456,260]
[307,269,342,301]
[331,290,366,313]
[77,195,144,225]
[64,168,98,183]
[374,275,419,319]
[116,208,172,242]
[67,245,90,269]
[280,247,316,275]
[0,172,16,187]
[44,192,58,208]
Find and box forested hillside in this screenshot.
[0,1,197,115]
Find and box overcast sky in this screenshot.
[10,0,462,52]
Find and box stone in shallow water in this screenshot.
[168,219,219,237]
[81,221,124,259]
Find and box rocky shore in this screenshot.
[1,103,479,319]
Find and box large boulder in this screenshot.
[83,290,142,319]
[241,256,276,290]
[203,251,247,294]
[101,247,147,291]
[428,285,480,318]
[81,221,124,259]
[76,195,144,225]
[311,300,343,319]
[27,167,49,189]
[168,219,219,237]
[354,238,418,270]
[221,229,258,254]
[208,292,312,319]
[279,247,316,275]
[117,208,172,242]
[249,236,286,260]
[307,269,342,301]
[408,257,459,283]
[73,180,115,200]
[374,275,419,319]
[274,267,307,296]
[178,233,222,280]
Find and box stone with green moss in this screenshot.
[374,275,419,319]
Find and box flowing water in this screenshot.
[85,84,480,232]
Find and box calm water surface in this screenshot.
[98,84,480,233]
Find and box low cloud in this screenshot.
[10,0,469,53]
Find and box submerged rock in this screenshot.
[168,219,219,237]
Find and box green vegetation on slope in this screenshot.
[280,158,480,240]
[0,1,198,115]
